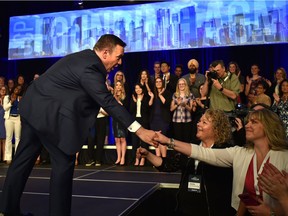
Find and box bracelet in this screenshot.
[270,209,276,216]
[219,87,224,92]
[167,138,175,149]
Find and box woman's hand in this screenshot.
[136,147,149,159]
[153,132,170,145]
[234,117,243,131]
[246,199,270,216]
[258,163,288,201]
[273,93,280,104]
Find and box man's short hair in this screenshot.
[211,60,225,68]
[160,61,170,67]
[93,34,126,53]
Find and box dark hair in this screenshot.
[175,64,183,71]
[138,69,151,81]
[93,34,126,53]
[250,103,271,110]
[160,61,170,67]
[133,83,144,98]
[279,79,288,98]
[154,61,161,65]
[256,80,269,91]
[228,61,241,76]
[211,60,225,68]
[153,77,165,98]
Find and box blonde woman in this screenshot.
[154,109,288,215]
[268,67,287,103]
[170,78,196,142]
[113,70,130,96]
[113,81,128,165]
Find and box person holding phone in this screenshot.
[153,108,288,216]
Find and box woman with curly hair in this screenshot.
[137,109,235,215]
[153,108,288,216]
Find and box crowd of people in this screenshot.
[0,33,287,216]
[82,55,288,167]
[1,48,287,168]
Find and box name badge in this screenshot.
[188,174,201,193]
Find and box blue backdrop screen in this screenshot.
[8,0,288,60]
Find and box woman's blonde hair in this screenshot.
[113,80,126,101]
[114,71,126,85]
[245,109,288,150]
[204,109,232,145]
[175,78,190,98]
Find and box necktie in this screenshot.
[163,75,166,88]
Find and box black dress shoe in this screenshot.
[40,160,49,165]
[0,213,34,216]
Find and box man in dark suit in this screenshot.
[160,61,179,94]
[0,34,157,216]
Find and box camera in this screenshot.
[207,70,218,80]
[225,104,249,129]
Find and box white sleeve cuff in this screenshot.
[128,121,141,133]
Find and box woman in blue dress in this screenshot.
[0,86,7,161]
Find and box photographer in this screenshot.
[202,60,241,111]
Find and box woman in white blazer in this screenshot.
[154,108,288,216]
[3,85,22,163]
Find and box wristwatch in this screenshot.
[167,138,175,149]
[270,209,276,216]
[219,87,224,92]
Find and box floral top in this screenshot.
[271,99,288,137]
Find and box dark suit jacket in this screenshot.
[163,73,179,94]
[19,49,134,155]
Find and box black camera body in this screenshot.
[207,70,218,80]
[225,105,249,129]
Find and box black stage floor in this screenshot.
[0,163,181,216]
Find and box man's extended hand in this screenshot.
[136,127,159,147]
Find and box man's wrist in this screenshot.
[128,121,141,133]
[219,87,224,92]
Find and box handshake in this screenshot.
[135,128,170,148]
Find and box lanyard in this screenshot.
[253,151,270,195]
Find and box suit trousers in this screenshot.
[95,116,108,162]
[0,118,76,216]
